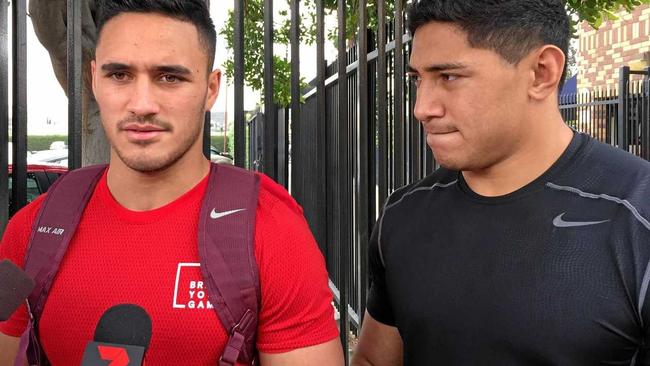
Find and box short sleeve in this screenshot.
[253,176,339,353]
[366,206,396,326]
[0,196,45,336]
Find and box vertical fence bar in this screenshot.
[376,0,388,210]
[316,0,328,248]
[233,0,245,167]
[337,0,350,358]
[0,0,8,232]
[67,0,82,169]
[277,109,288,186]
[263,0,277,179]
[393,0,404,188]
[618,66,629,151]
[290,0,300,197]
[641,67,650,160]
[204,112,211,159]
[630,83,635,156]
[408,47,421,181]
[10,0,27,215]
[203,0,211,161]
[356,0,370,323]
[368,36,377,226]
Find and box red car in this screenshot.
[8,164,68,216]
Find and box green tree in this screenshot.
[568,0,650,28]
[221,0,650,107]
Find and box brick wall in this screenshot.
[577,5,650,91]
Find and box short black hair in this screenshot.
[96,0,216,71]
[407,0,571,87]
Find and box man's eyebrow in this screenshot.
[155,65,193,75]
[99,63,193,76]
[407,62,468,73]
[101,62,130,72]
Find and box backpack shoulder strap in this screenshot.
[22,164,106,365]
[25,164,106,316]
[198,163,260,366]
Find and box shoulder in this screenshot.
[551,135,650,199]
[255,173,304,219]
[384,167,458,213]
[253,173,314,249]
[548,135,650,231]
[0,195,47,268]
[582,136,650,180]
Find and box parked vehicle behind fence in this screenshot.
[8,164,67,217]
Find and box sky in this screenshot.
[16,1,336,136]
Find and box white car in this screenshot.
[28,149,69,167]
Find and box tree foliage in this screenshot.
[221,0,650,108]
[568,0,650,28]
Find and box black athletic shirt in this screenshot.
[367,132,650,365]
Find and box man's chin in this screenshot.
[116,151,181,174]
[429,150,463,172]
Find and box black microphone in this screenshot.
[0,259,35,321]
[81,304,152,366]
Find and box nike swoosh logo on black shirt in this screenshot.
[553,213,610,228]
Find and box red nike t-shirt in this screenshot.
[0,170,338,365]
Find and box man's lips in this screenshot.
[421,122,457,135]
[122,124,168,141]
[426,129,458,135]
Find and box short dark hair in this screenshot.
[407,0,571,87]
[96,0,216,71]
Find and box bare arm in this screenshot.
[0,333,23,366]
[258,338,344,366]
[351,311,403,366]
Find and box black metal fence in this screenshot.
[248,7,650,361]
[1,0,83,229]
[559,67,650,160]
[248,1,437,355]
[3,0,650,363]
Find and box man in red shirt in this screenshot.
[0,1,343,365]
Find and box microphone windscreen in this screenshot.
[93,304,152,348]
[0,259,35,321]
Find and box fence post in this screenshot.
[641,67,650,160]
[376,0,388,210]
[356,0,370,329]
[11,0,27,216]
[337,0,350,359]
[67,0,82,169]
[0,0,7,233]
[263,0,277,179]
[233,0,245,167]
[393,0,405,188]
[618,66,630,150]
[290,0,301,198]
[203,1,211,161]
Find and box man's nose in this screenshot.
[413,83,445,123]
[126,78,160,117]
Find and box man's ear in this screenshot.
[527,45,566,101]
[205,69,221,111]
[91,60,97,97]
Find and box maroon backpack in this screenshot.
[15,163,260,366]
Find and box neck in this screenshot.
[462,109,574,197]
[106,151,210,211]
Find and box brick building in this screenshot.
[577,4,650,91]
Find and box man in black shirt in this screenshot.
[352,1,650,365]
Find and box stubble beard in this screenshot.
[110,113,204,173]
